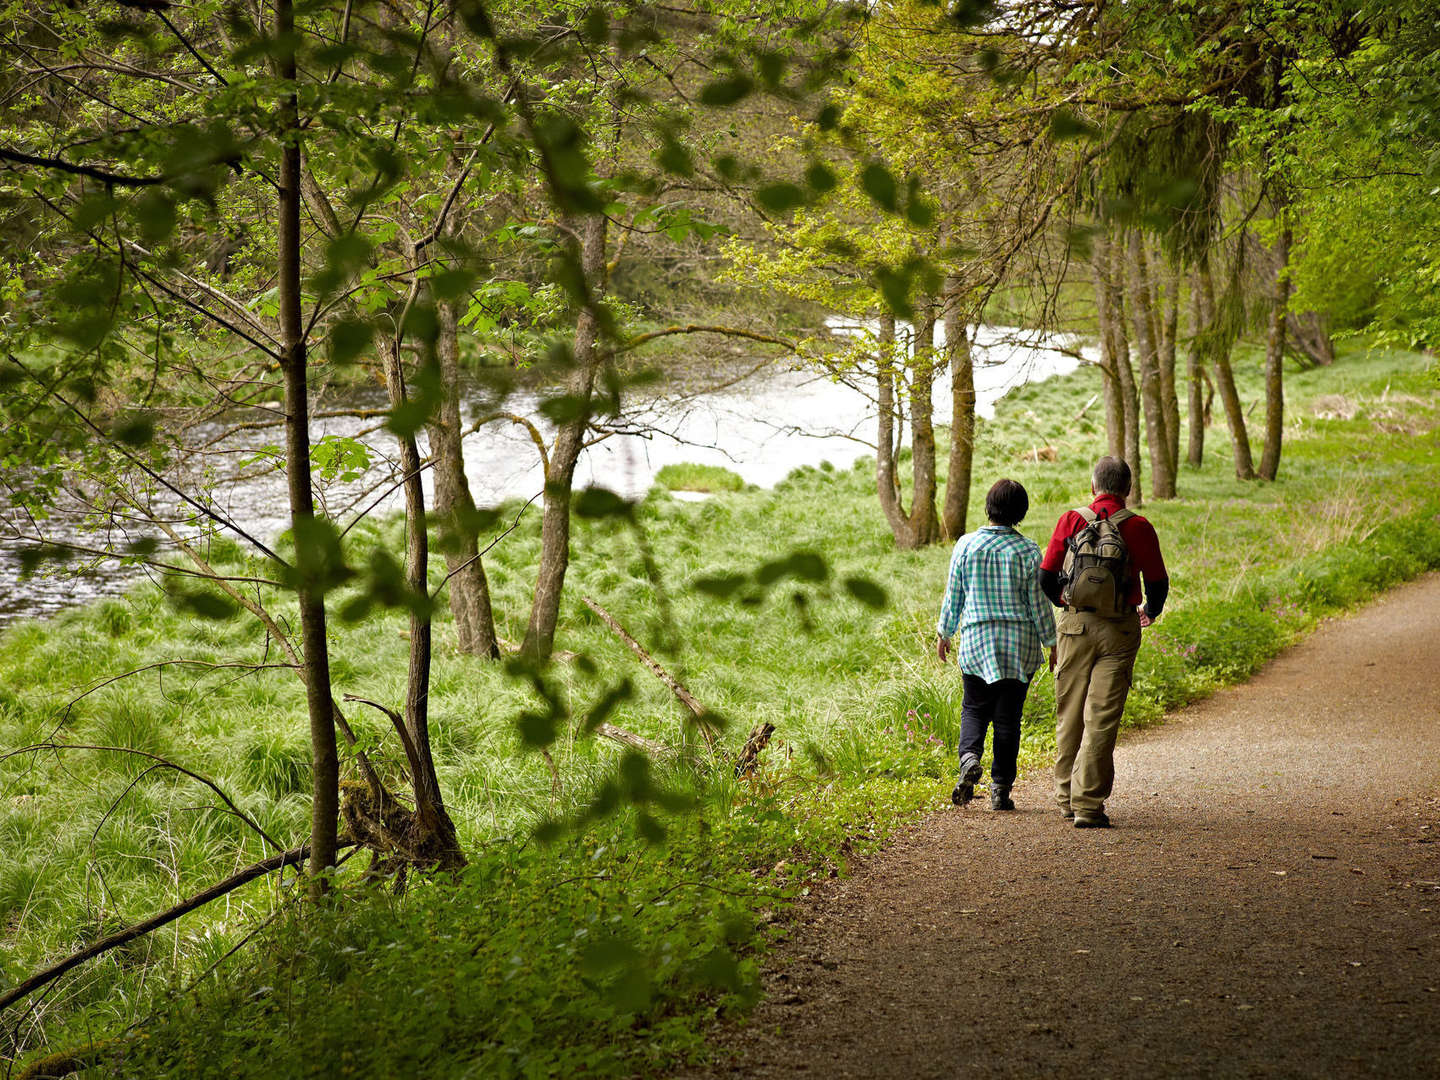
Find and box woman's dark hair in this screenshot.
[985,478,1029,526]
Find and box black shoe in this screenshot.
[990,785,1015,812]
[952,755,983,807]
[1073,811,1111,829]
[1060,806,1075,820]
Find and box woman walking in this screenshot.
[935,479,1056,810]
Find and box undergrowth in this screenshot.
[2,342,1438,1076]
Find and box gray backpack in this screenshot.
[1061,506,1134,617]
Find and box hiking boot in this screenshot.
[1073,810,1111,829]
[951,754,983,807]
[1060,808,1075,821]
[990,785,1015,812]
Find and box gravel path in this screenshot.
[689,573,1440,1079]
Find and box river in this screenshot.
[0,324,1088,629]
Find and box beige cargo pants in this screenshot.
[1053,608,1141,814]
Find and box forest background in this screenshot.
[1,1,1438,1076]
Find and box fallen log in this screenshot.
[594,721,676,759]
[0,843,353,1014]
[582,596,717,751]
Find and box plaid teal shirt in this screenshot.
[936,525,1057,683]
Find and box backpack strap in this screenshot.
[1074,506,1098,524]
[1108,508,1136,526]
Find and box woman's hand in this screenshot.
[1048,646,1056,673]
[937,636,950,663]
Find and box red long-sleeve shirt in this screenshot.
[1040,493,1168,610]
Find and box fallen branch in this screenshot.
[0,843,353,1013]
[581,596,716,751]
[734,722,777,778]
[593,721,675,759]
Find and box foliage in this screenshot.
[3,343,1438,1074]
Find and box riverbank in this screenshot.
[3,343,1438,1076]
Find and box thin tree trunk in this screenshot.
[1286,310,1336,368]
[1126,232,1176,500]
[1105,232,1143,506]
[941,292,974,540]
[381,335,462,865]
[523,213,607,660]
[1093,235,1125,461]
[1201,253,1254,480]
[875,313,912,544]
[429,299,500,658]
[275,0,337,895]
[1159,258,1181,472]
[906,302,942,546]
[1186,268,1206,468]
[1258,224,1291,481]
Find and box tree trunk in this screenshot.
[875,313,911,543]
[1201,254,1254,480]
[1286,310,1336,368]
[1093,234,1126,462]
[429,300,500,658]
[1159,258,1181,472]
[523,214,607,660]
[906,303,942,546]
[382,335,463,866]
[1126,232,1176,500]
[1186,268,1206,468]
[276,0,338,895]
[1258,224,1291,482]
[941,294,974,541]
[1101,231,1142,505]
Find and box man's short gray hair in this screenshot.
[1092,456,1132,497]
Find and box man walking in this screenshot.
[1039,457,1168,828]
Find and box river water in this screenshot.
[0,324,1087,629]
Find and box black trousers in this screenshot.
[958,674,1031,786]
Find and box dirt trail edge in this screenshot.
[687,573,1440,1080]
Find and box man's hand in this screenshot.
[1048,646,1056,673]
[1138,605,1154,628]
[937,636,950,663]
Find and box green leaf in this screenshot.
[517,709,558,748]
[1049,109,1100,141]
[327,317,371,365]
[816,103,841,131]
[756,182,806,213]
[173,590,239,620]
[538,393,587,424]
[429,268,477,301]
[693,573,746,598]
[655,139,694,177]
[580,936,638,975]
[861,163,898,212]
[756,551,828,585]
[699,74,754,107]
[110,413,155,447]
[843,575,888,609]
[805,162,836,193]
[575,487,633,519]
[135,191,176,244]
[906,197,935,228]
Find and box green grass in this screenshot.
[654,462,747,493]
[2,342,1438,1076]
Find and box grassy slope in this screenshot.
[2,343,1438,1075]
